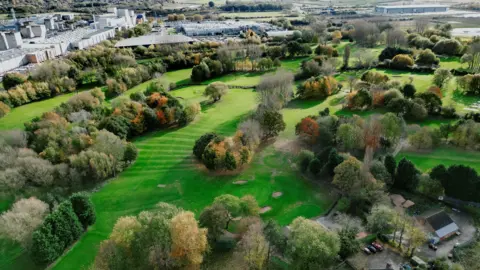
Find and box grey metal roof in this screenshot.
[115,34,194,47]
[435,223,459,238]
[82,28,114,39]
[376,5,448,9]
[267,31,294,37]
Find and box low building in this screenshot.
[375,5,448,14]
[72,28,116,50]
[115,34,194,48]
[266,30,294,38]
[178,20,270,37]
[425,211,459,241]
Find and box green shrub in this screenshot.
[0,101,10,118]
[193,132,218,160]
[69,193,96,229]
[432,39,463,56]
[391,54,414,69]
[3,72,27,90]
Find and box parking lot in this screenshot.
[348,246,407,270]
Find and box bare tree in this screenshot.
[415,18,429,34]
[239,119,263,148]
[310,19,327,44]
[353,48,378,69]
[256,69,294,110]
[352,21,380,48]
[385,29,407,48]
[0,197,49,247]
[320,58,339,76]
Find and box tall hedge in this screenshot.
[30,201,84,264]
[69,193,96,230]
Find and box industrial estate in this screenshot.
[0,1,479,270]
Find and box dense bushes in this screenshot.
[458,73,480,95]
[415,49,440,66]
[30,194,95,264]
[315,45,338,57]
[297,76,339,99]
[361,70,389,85]
[2,72,27,90]
[432,39,463,56]
[0,101,10,118]
[378,47,412,62]
[391,54,414,69]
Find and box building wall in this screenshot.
[383,7,448,14]
[0,54,28,74]
[0,33,9,50]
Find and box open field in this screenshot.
[0,93,77,131]
[396,148,480,173]
[50,86,336,270]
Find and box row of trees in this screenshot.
[345,69,456,122]
[0,42,156,118]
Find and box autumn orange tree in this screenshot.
[297,76,339,99]
[295,116,320,144]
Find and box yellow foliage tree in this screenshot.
[170,211,208,266]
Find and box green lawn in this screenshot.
[0,93,77,130]
[440,56,466,70]
[50,87,335,270]
[396,148,480,173]
[1,58,338,269]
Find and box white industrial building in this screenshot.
[115,33,194,48]
[178,20,271,36]
[94,7,138,30]
[0,27,116,74]
[0,7,148,75]
[72,28,116,49]
[375,5,448,14]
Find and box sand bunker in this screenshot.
[272,192,283,198]
[233,180,247,185]
[157,184,167,188]
[260,206,272,214]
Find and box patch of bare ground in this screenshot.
[157,184,167,188]
[272,192,283,198]
[274,139,302,154]
[260,206,272,214]
[233,180,247,185]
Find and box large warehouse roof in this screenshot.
[376,5,448,9]
[115,34,194,47]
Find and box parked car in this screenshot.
[429,243,438,250]
[363,247,371,255]
[456,231,462,236]
[372,242,383,251]
[367,245,377,253]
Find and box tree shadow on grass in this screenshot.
[286,98,327,110]
[200,100,217,112]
